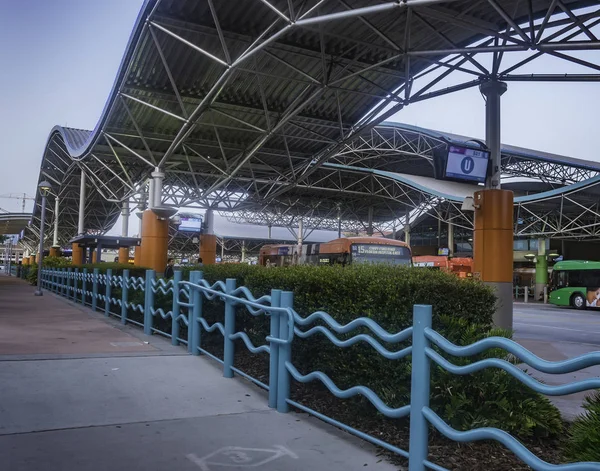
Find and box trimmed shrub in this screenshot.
[178,264,562,439]
[565,391,600,462]
[27,256,71,285]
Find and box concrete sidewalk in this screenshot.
[0,276,398,471]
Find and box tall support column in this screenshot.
[535,239,548,301]
[268,224,272,240]
[200,208,216,265]
[476,80,512,329]
[72,244,84,265]
[140,210,168,272]
[404,208,411,246]
[241,241,246,263]
[447,221,454,257]
[134,188,146,266]
[78,169,86,235]
[473,190,514,329]
[367,206,374,236]
[151,168,164,208]
[119,201,130,264]
[481,81,507,190]
[51,196,60,256]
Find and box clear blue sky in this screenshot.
[0,1,599,237]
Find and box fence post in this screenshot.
[104,269,112,317]
[171,270,183,346]
[269,289,282,409]
[60,269,65,297]
[144,270,155,335]
[66,268,72,300]
[81,268,88,305]
[73,268,79,301]
[53,269,58,293]
[408,305,432,471]
[223,278,237,378]
[121,269,129,325]
[92,268,99,311]
[191,271,203,356]
[277,291,294,413]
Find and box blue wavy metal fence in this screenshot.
[40,267,600,471]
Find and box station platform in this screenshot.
[0,276,397,471]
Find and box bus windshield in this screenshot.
[350,243,411,266]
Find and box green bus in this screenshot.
[549,260,600,309]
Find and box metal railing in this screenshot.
[39,267,600,471]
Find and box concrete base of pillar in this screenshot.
[92,252,97,264]
[200,234,217,265]
[534,283,546,302]
[486,282,514,330]
[118,247,130,265]
[49,247,60,258]
[140,210,168,272]
[36,254,41,264]
[29,256,35,265]
[134,246,142,266]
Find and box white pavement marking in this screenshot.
[514,322,600,334]
[187,445,299,470]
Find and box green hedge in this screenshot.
[178,264,562,439]
[565,391,600,462]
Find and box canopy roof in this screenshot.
[25,0,600,250]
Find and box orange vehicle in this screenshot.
[259,237,412,267]
[412,255,473,278]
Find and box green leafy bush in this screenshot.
[565,391,600,462]
[177,264,562,439]
[27,256,71,285]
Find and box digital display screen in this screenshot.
[445,145,489,183]
[351,244,411,266]
[179,217,203,232]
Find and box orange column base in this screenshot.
[49,247,60,257]
[118,247,130,264]
[36,253,41,264]
[29,255,36,265]
[200,234,217,265]
[134,246,142,266]
[22,257,29,266]
[473,189,514,283]
[72,243,84,265]
[140,210,168,272]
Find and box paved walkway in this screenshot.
[0,276,398,471]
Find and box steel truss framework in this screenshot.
[26,0,600,251]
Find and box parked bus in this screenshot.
[412,255,473,278]
[549,260,600,309]
[258,237,411,267]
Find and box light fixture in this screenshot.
[38,180,52,197]
[524,253,536,261]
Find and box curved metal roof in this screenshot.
[26,0,600,249]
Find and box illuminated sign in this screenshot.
[179,217,203,232]
[352,244,405,257]
[445,145,489,183]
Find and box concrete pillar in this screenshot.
[268,224,272,239]
[200,209,216,265]
[78,169,86,235]
[241,241,246,263]
[535,239,548,301]
[367,206,374,236]
[121,200,129,237]
[36,253,40,264]
[480,81,507,190]
[52,196,60,248]
[72,243,84,265]
[151,168,164,209]
[140,209,169,272]
[134,246,142,266]
[92,251,97,264]
[447,222,454,257]
[49,247,60,257]
[119,247,130,264]
[96,243,102,264]
[473,189,514,330]
[29,255,35,265]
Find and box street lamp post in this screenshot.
[34,181,52,296]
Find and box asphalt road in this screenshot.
[513,302,600,347]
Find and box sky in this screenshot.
[0,1,599,241]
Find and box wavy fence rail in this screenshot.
[40,267,600,471]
